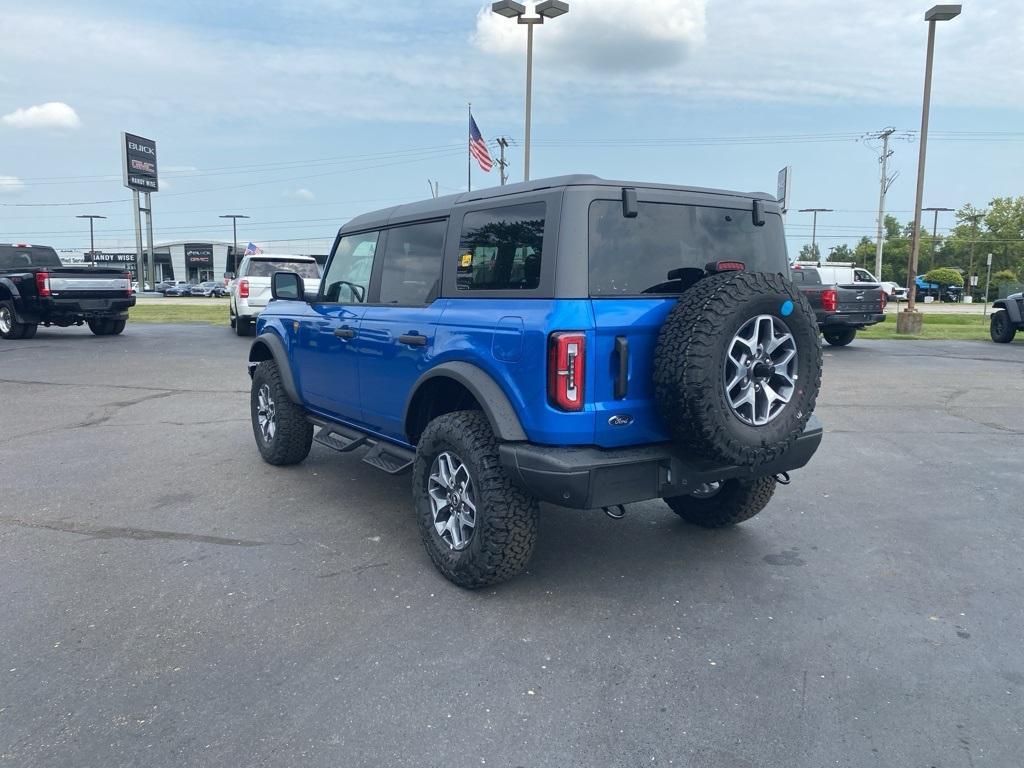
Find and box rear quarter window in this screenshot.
[588,201,788,296]
[456,202,545,291]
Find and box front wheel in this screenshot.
[990,312,1017,343]
[664,476,777,528]
[250,361,313,465]
[413,411,539,589]
[823,327,857,347]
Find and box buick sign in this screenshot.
[121,132,159,192]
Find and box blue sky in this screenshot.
[0,0,1021,260]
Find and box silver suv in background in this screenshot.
[229,254,321,336]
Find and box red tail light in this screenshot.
[35,271,51,298]
[880,291,887,310]
[821,288,837,313]
[547,332,586,411]
[124,271,133,295]
[239,279,250,298]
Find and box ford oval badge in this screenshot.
[608,414,634,427]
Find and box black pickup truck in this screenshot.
[790,265,886,346]
[0,243,135,340]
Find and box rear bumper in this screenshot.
[821,313,885,329]
[18,296,134,324]
[498,417,824,510]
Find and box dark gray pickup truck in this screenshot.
[0,244,135,339]
[790,265,886,346]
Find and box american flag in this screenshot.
[469,116,493,173]
[244,242,263,255]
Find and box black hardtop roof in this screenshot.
[341,174,777,233]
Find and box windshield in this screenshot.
[0,245,63,270]
[588,201,788,296]
[246,259,320,279]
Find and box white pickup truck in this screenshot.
[229,254,321,336]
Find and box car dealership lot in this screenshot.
[1,325,1022,768]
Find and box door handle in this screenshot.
[398,334,428,347]
[334,327,356,339]
[614,336,629,399]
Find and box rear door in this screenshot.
[587,195,790,448]
[357,219,447,442]
[292,232,378,422]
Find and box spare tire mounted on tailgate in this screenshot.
[654,270,821,467]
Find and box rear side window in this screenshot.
[0,246,62,269]
[322,231,379,303]
[378,220,446,305]
[790,268,821,284]
[589,201,788,296]
[245,259,320,279]
[456,202,545,291]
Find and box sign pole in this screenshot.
[144,192,155,289]
[983,253,993,316]
[132,189,145,286]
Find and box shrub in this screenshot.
[923,267,964,287]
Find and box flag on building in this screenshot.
[469,116,493,173]
[244,242,263,255]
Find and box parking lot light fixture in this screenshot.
[76,214,106,257]
[491,0,570,182]
[220,214,250,275]
[900,4,961,333]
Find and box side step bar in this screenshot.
[309,417,415,475]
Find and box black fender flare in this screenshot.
[992,299,1022,325]
[0,277,23,306]
[406,361,527,442]
[248,332,301,403]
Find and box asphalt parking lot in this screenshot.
[1,325,1022,768]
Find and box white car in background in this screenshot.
[229,254,322,336]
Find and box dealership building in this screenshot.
[80,241,328,283]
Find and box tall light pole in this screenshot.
[900,4,961,333]
[220,214,249,275]
[491,1,569,182]
[922,206,954,275]
[76,214,106,257]
[798,208,833,260]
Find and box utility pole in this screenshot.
[867,127,897,280]
[496,137,510,186]
[798,208,833,260]
[75,214,106,258]
[964,210,984,294]
[983,252,993,315]
[922,206,954,276]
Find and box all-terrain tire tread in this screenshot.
[413,411,538,589]
[665,476,777,528]
[251,360,313,466]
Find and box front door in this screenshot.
[293,230,379,423]
[357,220,447,442]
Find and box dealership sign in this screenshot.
[121,132,159,192]
[185,244,214,266]
[85,251,138,263]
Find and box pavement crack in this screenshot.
[0,515,269,547]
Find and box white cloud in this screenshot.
[1,101,80,130]
[0,176,25,195]
[474,0,706,74]
[291,188,315,201]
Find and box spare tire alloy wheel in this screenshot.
[724,315,798,426]
[654,271,822,467]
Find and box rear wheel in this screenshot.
[108,319,127,335]
[0,301,31,340]
[88,318,112,335]
[990,311,1017,343]
[235,315,252,336]
[413,411,538,589]
[664,476,777,528]
[823,327,857,347]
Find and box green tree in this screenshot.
[797,243,820,261]
[827,244,852,262]
[923,267,964,287]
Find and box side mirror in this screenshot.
[271,271,304,301]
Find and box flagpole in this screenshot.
[467,102,472,193]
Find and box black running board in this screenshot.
[308,416,415,475]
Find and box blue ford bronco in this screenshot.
[247,175,823,588]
